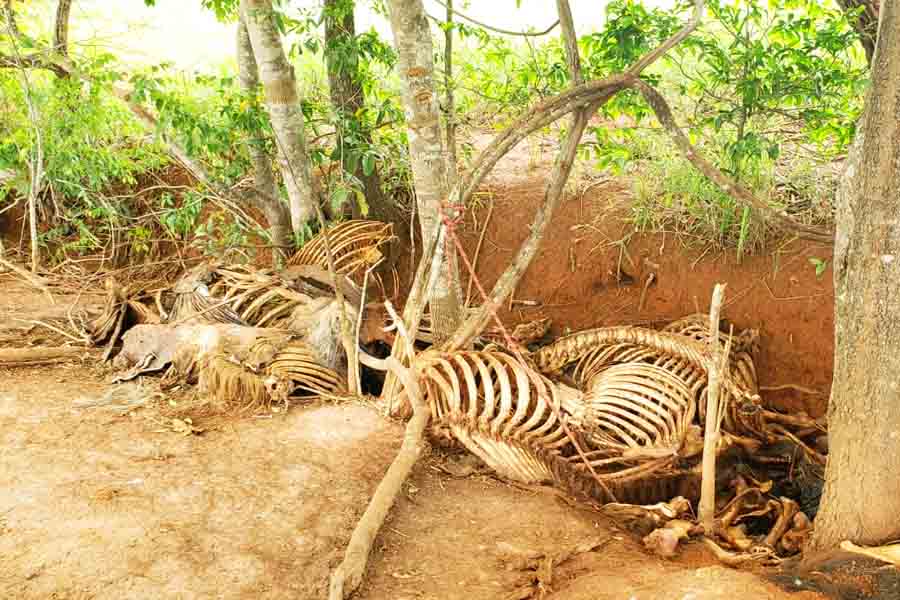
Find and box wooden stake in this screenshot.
[699,283,726,534]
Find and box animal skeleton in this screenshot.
[286,219,394,278]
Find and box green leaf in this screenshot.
[809,257,828,278]
[362,154,375,177]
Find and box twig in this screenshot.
[431,0,559,37]
[465,200,493,307]
[354,258,384,394]
[699,283,727,534]
[638,272,656,312]
[329,303,428,600]
[760,384,825,395]
[13,318,86,344]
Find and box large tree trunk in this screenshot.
[323,0,388,219]
[811,0,900,551]
[236,16,292,262]
[240,0,317,235]
[387,0,462,343]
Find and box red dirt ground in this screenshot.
[0,137,836,599]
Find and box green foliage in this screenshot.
[674,0,865,173]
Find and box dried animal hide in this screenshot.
[88,277,160,359]
[284,297,349,373]
[113,323,291,381]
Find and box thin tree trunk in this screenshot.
[811,0,900,551]
[323,0,388,219]
[53,0,71,57]
[443,0,458,188]
[241,0,317,235]
[387,0,462,343]
[3,2,42,272]
[836,0,879,64]
[236,15,292,262]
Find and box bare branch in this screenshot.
[699,283,726,534]
[431,0,559,37]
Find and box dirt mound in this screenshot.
[0,376,400,599]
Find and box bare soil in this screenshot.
[0,140,839,599]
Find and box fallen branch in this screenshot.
[329,303,428,599]
[0,346,85,367]
[633,80,832,243]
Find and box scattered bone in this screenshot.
[643,519,699,558]
[763,497,800,549]
[497,536,611,599]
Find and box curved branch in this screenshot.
[445,0,708,350]
[53,0,72,56]
[431,0,559,37]
[632,80,833,243]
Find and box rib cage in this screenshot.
[210,266,315,328]
[580,363,696,462]
[415,351,573,483]
[410,350,701,504]
[286,220,394,277]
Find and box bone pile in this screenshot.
[387,314,824,562]
[87,220,394,414]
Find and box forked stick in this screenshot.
[329,302,428,600]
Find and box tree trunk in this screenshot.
[236,15,292,262]
[387,0,462,343]
[442,0,458,188]
[836,0,879,64]
[323,0,388,220]
[811,0,900,550]
[53,0,71,57]
[240,0,317,235]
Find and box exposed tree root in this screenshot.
[329,307,428,600]
[0,346,85,366]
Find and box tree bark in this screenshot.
[323,0,388,219]
[240,0,317,235]
[442,0,458,188]
[387,0,462,343]
[811,0,900,550]
[236,15,292,262]
[53,0,71,57]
